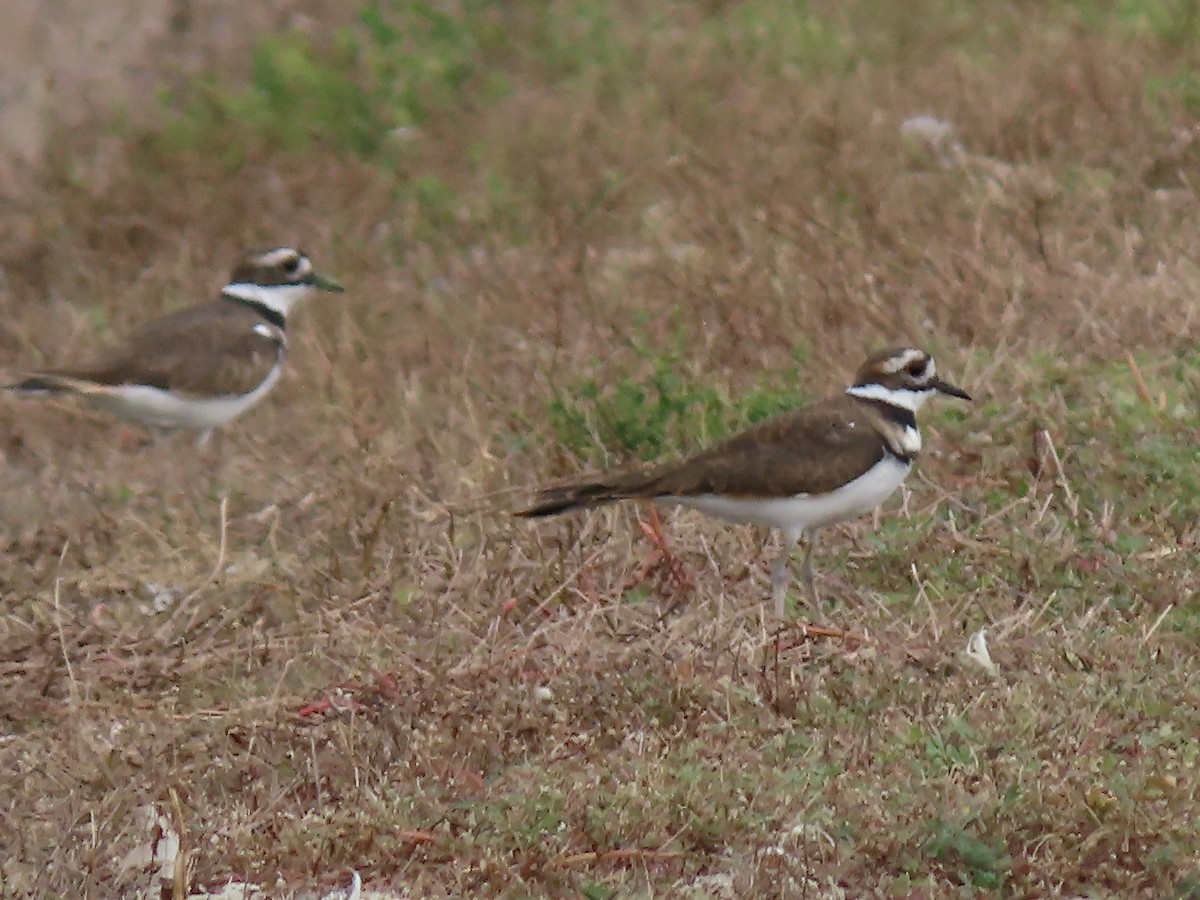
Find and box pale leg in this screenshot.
[194,428,213,448]
[771,527,803,618]
[800,528,820,602]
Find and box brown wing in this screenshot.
[644,396,889,498]
[518,396,889,517]
[38,303,285,398]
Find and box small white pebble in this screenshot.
[964,627,998,675]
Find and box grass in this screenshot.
[1,0,1200,896]
[545,327,810,462]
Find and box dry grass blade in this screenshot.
[1033,428,1079,521]
[549,848,686,868]
[2,2,1200,896]
[155,494,228,640]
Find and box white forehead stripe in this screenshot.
[880,348,926,374]
[258,247,305,268]
[881,350,922,373]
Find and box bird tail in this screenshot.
[515,468,660,518]
[7,373,95,395]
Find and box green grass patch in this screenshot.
[152,1,496,164]
[547,332,808,462]
[923,817,1012,890]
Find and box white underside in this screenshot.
[84,363,283,430]
[663,455,912,538]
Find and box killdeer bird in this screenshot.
[7,246,343,445]
[518,347,971,617]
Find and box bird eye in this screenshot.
[906,360,926,377]
[282,256,300,274]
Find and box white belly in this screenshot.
[664,456,912,533]
[85,364,283,430]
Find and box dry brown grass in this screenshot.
[1,2,1199,897]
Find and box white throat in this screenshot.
[845,383,931,412]
[222,282,313,319]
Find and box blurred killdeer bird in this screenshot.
[8,247,343,445]
[518,347,971,617]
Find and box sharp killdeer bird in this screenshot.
[7,247,343,446]
[518,347,971,617]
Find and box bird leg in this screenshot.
[770,552,791,619]
[771,529,821,618]
[770,527,804,618]
[800,528,819,603]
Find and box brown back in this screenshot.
[46,301,286,397]
[519,394,903,516]
[639,395,894,498]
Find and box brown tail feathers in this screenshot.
[7,374,77,394]
[515,469,660,518]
